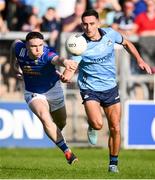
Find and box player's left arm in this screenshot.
[122,38,152,74]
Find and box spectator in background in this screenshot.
[93,0,121,27]
[3,0,56,31]
[78,0,93,10]
[1,62,17,93]
[93,0,110,27]
[15,0,38,30]
[41,7,61,47]
[118,0,125,8]
[132,0,146,17]
[130,0,155,99]
[61,1,86,32]
[112,0,138,79]
[134,0,155,68]
[56,0,92,19]
[106,0,122,26]
[0,57,7,98]
[134,0,155,36]
[0,0,6,30]
[0,0,5,12]
[21,13,40,32]
[57,0,77,18]
[32,0,59,19]
[105,0,121,11]
[0,14,8,33]
[3,0,18,30]
[112,0,136,37]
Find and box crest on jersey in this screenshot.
[34,59,38,65]
[48,52,55,57]
[107,40,113,46]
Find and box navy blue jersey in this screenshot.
[15,41,59,93]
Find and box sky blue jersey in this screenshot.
[71,28,123,91]
[15,41,59,93]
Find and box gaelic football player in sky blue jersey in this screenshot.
[59,9,152,172]
[10,31,78,165]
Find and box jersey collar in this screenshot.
[82,28,106,42]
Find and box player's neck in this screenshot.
[28,52,40,60]
[90,31,101,41]
[29,55,36,60]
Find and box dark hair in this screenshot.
[82,9,99,20]
[47,7,55,11]
[26,31,44,42]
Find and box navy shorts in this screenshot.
[80,86,120,107]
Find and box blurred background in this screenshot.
[0,0,155,149]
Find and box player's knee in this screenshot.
[37,111,49,123]
[110,124,120,135]
[91,121,103,130]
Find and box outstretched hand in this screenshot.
[63,59,77,71]
[138,61,152,74]
[56,70,71,83]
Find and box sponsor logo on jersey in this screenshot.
[48,52,55,57]
[107,39,113,46]
[93,52,113,63]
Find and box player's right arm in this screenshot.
[51,55,78,71]
[10,40,23,79]
[58,55,82,83]
[56,62,79,83]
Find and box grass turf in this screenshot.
[0,147,155,179]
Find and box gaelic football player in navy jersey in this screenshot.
[10,31,78,165]
[59,9,152,172]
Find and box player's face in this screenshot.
[26,38,44,59]
[82,16,100,40]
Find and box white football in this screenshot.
[65,33,87,55]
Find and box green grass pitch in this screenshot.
[0,147,155,179]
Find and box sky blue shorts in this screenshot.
[80,86,120,107]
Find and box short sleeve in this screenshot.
[47,52,57,61]
[45,47,58,62]
[15,41,25,57]
[110,28,123,44]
